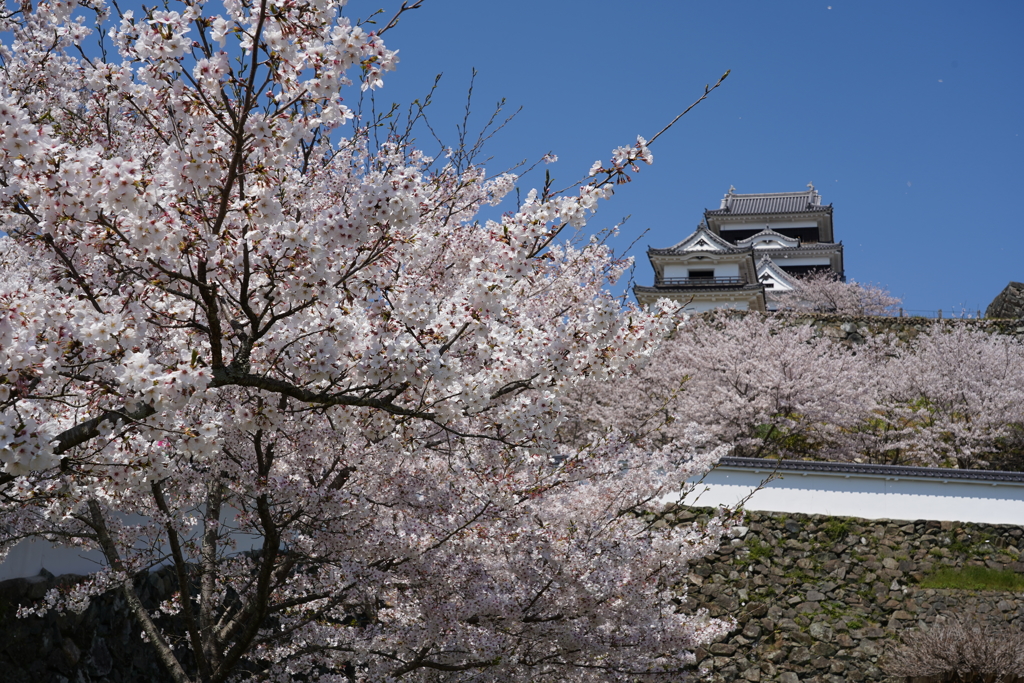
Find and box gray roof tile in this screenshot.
[719,456,1024,483]
[707,193,833,216]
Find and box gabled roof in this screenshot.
[755,256,799,291]
[737,228,801,249]
[706,184,832,216]
[649,224,746,255]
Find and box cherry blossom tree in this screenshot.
[883,325,1024,468]
[823,325,1024,469]
[570,312,1024,471]
[773,270,901,316]
[831,332,939,466]
[0,1,734,681]
[564,313,877,463]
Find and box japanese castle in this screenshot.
[634,184,844,312]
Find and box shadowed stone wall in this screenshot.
[0,568,178,683]
[679,508,1024,682]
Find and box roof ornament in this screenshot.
[807,182,818,207]
[720,187,735,210]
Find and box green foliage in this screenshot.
[783,568,816,584]
[989,422,1024,472]
[847,618,865,630]
[917,566,1024,591]
[747,419,823,460]
[822,518,851,541]
[746,537,773,563]
[820,601,849,620]
[946,532,997,557]
[947,539,972,554]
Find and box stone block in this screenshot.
[807,621,833,642]
[788,647,812,663]
[986,281,1024,319]
[709,642,737,656]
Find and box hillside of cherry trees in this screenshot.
[567,277,1024,472]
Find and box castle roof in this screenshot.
[755,256,799,290]
[736,228,801,249]
[705,184,832,217]
[648,224,748,256]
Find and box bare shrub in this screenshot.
[884,616,1024,682]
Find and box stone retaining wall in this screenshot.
[1,509,1022,682]
[0,568,177,683]
[679,508,1024,682]
[798,315,1024,345]
[766,312,1024,344]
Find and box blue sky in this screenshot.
[370,0,1024,314]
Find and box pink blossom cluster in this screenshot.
[0,1,734,681]
[772,270,902,316]
[571,312,1024,470]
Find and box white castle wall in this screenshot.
[681,459,1024,524]
[0,508,264,581]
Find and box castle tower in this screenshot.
[634,185,844,312]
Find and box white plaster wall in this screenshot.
[0,508,265,581]
[761,276,793,292]
[749,238,787,249]
[659,263,740,279]
[711,263,740,278]
[680,466,1024,525]
[683,300,750,313]
[7,464,1021,580]
[0,539,106,581]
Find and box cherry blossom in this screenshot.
[773,270,902,316]
[0,1,733,681]
[881,325,1024,468]
[565,313,876,462]
[571,310,1024,471]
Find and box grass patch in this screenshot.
[947,539,973,555]
[822,518,851,541]
[917,565,1024,591]
[820,601,849,620]
[746,538,773,563]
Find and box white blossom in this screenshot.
[0,0,732,680]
